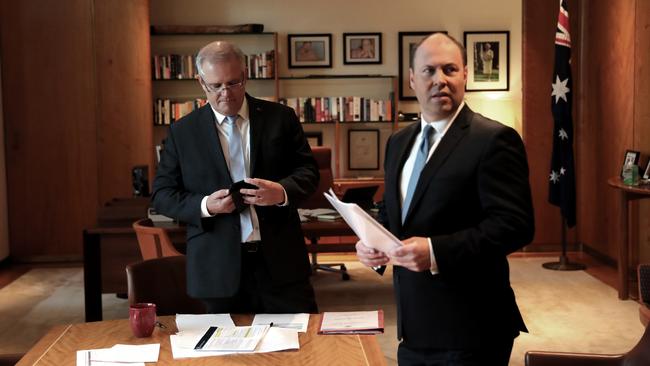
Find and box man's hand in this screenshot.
[241,178,286,206]
[388,236,431,272]
[355,240,389,267]
[206,189,235,215]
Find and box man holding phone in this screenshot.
[152,41,319,314]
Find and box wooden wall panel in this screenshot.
[522,1,581,249]
[93,0,153,205]
[0,0,98,260]
[577,0,635,260]
[634,0,650,263]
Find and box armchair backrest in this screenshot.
[300,147,334,209]
[126,256,205,315]
[132,218,183,260]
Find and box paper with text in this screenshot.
[175,313,234,332]
[324,189,401,253]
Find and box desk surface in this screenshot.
[18,314,385,366]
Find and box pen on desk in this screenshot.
[269,322,274,328]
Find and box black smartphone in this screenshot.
[229,180,259,213]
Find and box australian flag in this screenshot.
[549,0,576,227]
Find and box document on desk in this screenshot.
[252,313,310,332]
[176,313,235,332]
[319,310,384,334]
[76,343,159,366]
[324,189,401,253]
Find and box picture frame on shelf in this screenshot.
[288,34,332,68]
[348,129,380,170]
[643,159,650,180]
[398,31,444,100]
[620,150,640,178]
[343,33,382,65]
[305,131,323,147]
[463,31,510,91]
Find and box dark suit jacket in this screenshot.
[383,105,534,349]
[152,95,318,299]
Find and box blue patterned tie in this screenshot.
[402,125,434,223]
[225,115,253,241]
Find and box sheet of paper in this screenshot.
[195,325,269,352]
[320,311,380,332]
[76,343,159,366]
[252,313,310,333]
[324,189,402,253]
[175,313,234,332]
[170,327,299,359]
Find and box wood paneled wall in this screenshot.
[0,0,151,260]
[524,0,650,263]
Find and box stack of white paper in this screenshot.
[76,344,160,366]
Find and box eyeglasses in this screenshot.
[200,75,245,94]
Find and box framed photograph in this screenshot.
[288,34,332,68]
[305,131,323,147]
[398,31,445,100]
[621,150,640,178]
[343,33,382,65]
[464,31,510,91]
[643,159,650,180]
[348,129,380,170]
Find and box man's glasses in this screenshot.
[200,75,245,94]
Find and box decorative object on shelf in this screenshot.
[343,33,382,65]
[621,150,640,178]
[150,24,264,34]
[644,159,650,180]
[305,131,323,147]
[398,31,443,100]
[463,31,510,91]
[348,129,380,170]
[288,34,332,68]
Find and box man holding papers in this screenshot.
[355,33,534,365]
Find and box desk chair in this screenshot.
[301,147,349,280]
[639,264,650,326]
[132,218,182,260]
[525,324,650,366]
[126,256,206,315]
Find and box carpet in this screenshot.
[0,258,644,365]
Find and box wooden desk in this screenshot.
[17,314,385,366]
[84,218,356,322]
[607,177,650,299]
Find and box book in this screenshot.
[318,310,384,334]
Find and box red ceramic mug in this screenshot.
[129,303,156,338]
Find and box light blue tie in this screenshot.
[225,115,253,241]
[402,125,434,223]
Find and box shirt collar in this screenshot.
[420,101,465,135]
[211,97,250,125]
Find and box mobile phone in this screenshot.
[229,180,259,213]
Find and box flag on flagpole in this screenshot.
[549,0,576,227]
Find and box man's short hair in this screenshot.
[409,32,467,69]
[195,41,246,77]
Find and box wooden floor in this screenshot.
[0,251,617,292]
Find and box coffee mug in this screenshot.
[129,303,156,338]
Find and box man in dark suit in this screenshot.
[356,33,534,365]
[152,41,319,314]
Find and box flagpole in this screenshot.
[542,216,585,271]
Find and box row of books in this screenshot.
[279,96,393,123]
[152,50,275,80]
[154,98,207,125]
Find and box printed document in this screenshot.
[319,310,384,334]
[252,313,310,332]
[324,189,401,253]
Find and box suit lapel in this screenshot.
[403,105,473,222]
[196,105,231,179]
[247,95,264,176]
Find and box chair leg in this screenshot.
[310,252,350,280]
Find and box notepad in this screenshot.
[318,310,384,334]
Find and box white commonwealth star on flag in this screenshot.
[558,128,568,140]
[549,170,560,183]
[551,75,570,103]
